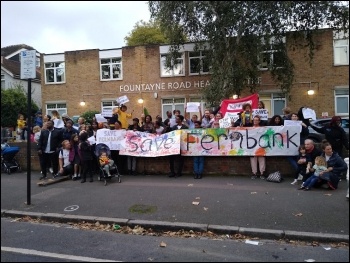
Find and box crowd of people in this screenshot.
[8,102,349,190]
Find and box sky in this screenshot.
[1,1,151,54]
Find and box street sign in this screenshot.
[20,50,36,79]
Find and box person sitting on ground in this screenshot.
[56,140,74,178]
[313,140,348,190]
[299,156,328,190]
[291,144,312,185]
[99,151,114,177]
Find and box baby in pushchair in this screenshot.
[95,143,121,185]
[99,151,114,177]
[1,143,21,174]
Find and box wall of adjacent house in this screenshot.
[1,70,42,109]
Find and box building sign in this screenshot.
[97,127,299,156]
[119,80,210,93]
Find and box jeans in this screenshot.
[303,175,319,189]
[193,156,204,175]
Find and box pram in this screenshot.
[95,143,121,186]
[1,143,21,174]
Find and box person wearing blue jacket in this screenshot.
[315,140,348,190]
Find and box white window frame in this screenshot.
[100,57,122,81]
[259,93,286,117]
[101,100,119,114]
[189,50,210,75]
[46,103,67,117]
[44,62,65,84]
[161,98,186,121]
[160,53,185,77]
[333,30,349,66]
[334,88,349,116]
[258,37,285,70]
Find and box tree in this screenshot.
[80,110,100,125]
[124,20,169,46]
[1,85,39,128]
[149,1,349,107]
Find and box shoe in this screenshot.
[194,173,198,179]
[251,174,257,179]
[168,173,175,178]
[53,173,59,179]
[107,173,112,177]
[260,175,266,180]
[89,178,93,182]
[304,187,310,191]
[132,171,137,176]
[72,175,77,181]
[49,167,53,174]
[197,174,202,179]
[39,176,47,180]
[77,174,81,179]
[298,186,305,190]
[175,173,182,178]
[81,179,86,183]
[291,179,298,185]
[327,181,336,190]
[297,174,303,181]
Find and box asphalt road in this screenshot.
[1,171,349,238]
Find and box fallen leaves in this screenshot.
[293,213,303,217]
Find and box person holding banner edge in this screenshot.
[249,115,266,179]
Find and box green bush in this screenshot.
[80,110,100,124]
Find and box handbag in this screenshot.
[266,171,283,183]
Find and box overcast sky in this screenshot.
[1,1,151,54]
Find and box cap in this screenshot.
[133,118,139,123]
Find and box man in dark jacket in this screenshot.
[37,120,63,180]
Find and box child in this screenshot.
[299,156,328,191]
[291,145,312,185]
[117,104,133,129]
[16,114,26,141]
[99,151,114,177]
[240,103,253,127]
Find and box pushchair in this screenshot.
[1,143,21,174]
[95,143,121,186]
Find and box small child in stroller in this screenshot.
[99,151,114,177]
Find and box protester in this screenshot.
[291,144,312,185]
[309,116,349,158]
[193,121,204,179]
[299,156,328,190]
[79,131,94,183]
[249,115,266,179]
[314,140,348,190]
[116,104,133,129]
[240,103,253,127]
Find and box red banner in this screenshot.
[220,94,259,118]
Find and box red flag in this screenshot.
[220,94,259,118]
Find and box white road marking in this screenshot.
[1,246,121,262]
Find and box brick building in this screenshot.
[40,28,349,122]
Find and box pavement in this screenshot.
[1,170,349,243]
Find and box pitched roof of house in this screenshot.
[1,44,36,57]
[1,57,41,81]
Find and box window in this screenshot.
[259,93,286,117]
[259,37,285,70]
[189,51,210,75]
[334,39,349,66]
[46,103,67,116]
[161,98,185,121]
[160,53,185,77]
[1,74,5,89]
[100,58,122,80]
[45,62,65,83]
[101,100,119,114]
[335,89,349,115]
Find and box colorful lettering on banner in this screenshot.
[181,126,299,156]
[119,130,181,157]
[96,129,126,150]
